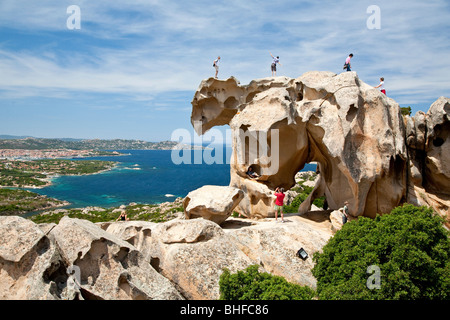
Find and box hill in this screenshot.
[0,137,200,150]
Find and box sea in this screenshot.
[26,148,316,209]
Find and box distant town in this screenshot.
[0,149,122,160]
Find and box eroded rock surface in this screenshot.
[191,72,412,219]
[183,185,244,225]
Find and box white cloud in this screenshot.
[0,0,448,107]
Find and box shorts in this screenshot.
[271,63,276,72]
[381,89,386,95]
[274,204,283,212]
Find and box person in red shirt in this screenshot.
[274,187,286,222]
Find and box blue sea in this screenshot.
[27,148,316,208]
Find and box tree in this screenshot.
[219,265,316,300]
[400,106,412,116]
[312,205,450,299]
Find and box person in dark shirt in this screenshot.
[246,166,260,179]
[116,210,129,221]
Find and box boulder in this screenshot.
[329,209,345,233]
[183,185,244,224]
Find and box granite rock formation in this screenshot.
[405,96,450,223]
[190,72,449,224]
[0,214,332,300]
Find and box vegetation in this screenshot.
[312,204,450,300]
[283,171,326,213]
[400,106,412,116]
[29,200,184,224]
[0,188,67,215]
[219,265,316,300]
[283,185,325,213]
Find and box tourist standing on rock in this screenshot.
[274,187,286,222]
[270,52,282,76]
[213,56,220,79]
[374,77,386,95]
[343,53,353,71]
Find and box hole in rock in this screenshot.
[150,257,161,272]
[245,91,262,103]
[246,164,262,178]
[433,137,444,147]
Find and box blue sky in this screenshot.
[0,0,449,142]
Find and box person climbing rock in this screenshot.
[374,77,386,95]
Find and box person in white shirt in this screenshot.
[374,77,386,95]
[270,52,282,76]
[213,56,220,79]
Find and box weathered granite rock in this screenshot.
[145,218,254,300]
[225,216,332,289]
[183,185,244,224]
[329,209,345,233]
[423,97,450,196]
[106,215,334,298]
[406,96,450,225]
[50,217,183,300]
[192,72,408,219]
[0,216,62,300]
[1,211,334,300]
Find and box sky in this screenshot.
[0,0,449,142]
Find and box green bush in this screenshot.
[400,106,412,116]
[219,265,316,300]
[312,204,450,300]
[283,185,325,213]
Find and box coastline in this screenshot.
[0,161,119,190]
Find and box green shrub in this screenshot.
[283,185,325,213]
[219,265,316,300]
[400,106,412,116]
[312,204,450,300]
